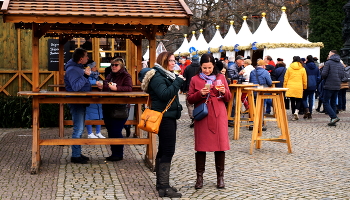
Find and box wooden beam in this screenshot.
[0,73,19,93]
[136,40,143,86]
[17,29,22,92]
[148,25,157,68]
[58,35,65,85]
[32,23,40,92]
[63,119,138,126]
[4,15,190,26]
[40,138,151,145]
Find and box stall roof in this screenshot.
[0,0,192,38]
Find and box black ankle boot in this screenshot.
[158,163,182,198]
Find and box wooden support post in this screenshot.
[32,23,40,92]
[31,97,40,174]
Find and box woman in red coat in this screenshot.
[187,54,232,189]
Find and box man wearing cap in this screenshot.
[227,55,244,81]
[183,55,201,128]
[227,55,245,126]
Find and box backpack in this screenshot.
[342,66,350,82]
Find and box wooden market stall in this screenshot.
[0,0,192,174]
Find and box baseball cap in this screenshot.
[277,58,283,61]
[235,55,244,61]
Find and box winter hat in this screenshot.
[192,54,199,61]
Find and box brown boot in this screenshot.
[303,108,310,119]
[215,151,225,189]
[195,152,206,189]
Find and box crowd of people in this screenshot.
[64,47,348,198]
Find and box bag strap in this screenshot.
[204,92,210,104]
[161,95,177,114]
[145,95,176,114]
[255,69,261,85]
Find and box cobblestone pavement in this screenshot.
[1,93,350,199]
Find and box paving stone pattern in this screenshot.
[0,93,350,199]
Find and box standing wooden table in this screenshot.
[243,87,292,154]
[227,83,258,140]
[18,91,152,174]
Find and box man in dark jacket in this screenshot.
[321,50,344,126]
[302,55,320,119]
[183,55,200,127]
[64,48,92,164]
[227,55,244,80]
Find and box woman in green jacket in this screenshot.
[139,52,184,198]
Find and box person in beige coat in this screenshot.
[283,56,307,120]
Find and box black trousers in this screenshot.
[156,117,177,163]
[290,97,302,114]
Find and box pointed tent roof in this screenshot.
[174,34,189,55]
[223,21,237,47]
[236,16,253,46]
[252,13,272,43]
[270,7,310,44]
[143,46,149,61]
[196,29,209,51]
[188,31,198,51]
[156,42,167,57]
[208,25,224,48]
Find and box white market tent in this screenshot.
[196,29,210,53]
[188,31,198,52]
[252,13,272,44]
[173,7,322,62]
[174,34,190,56]
[143,42,168,61]
[261,7,320,66]
[235,16,253,58]
[143,46,149,61]
[208,25,224,58]
[223,21,237,58]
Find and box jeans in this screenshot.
[302,90,315,113]
[323,89,339,119]
[157,117,177,163]
[86,125,101,134]
[104,115,128,157]
[264,99,272,114]
[337,89,347,111]
[68,104,87,158]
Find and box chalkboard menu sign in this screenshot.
[48,39,73,71]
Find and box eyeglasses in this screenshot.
[111,64,120,67]
[168,60,176,62]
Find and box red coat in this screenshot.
[187,74,232,152]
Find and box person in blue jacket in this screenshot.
[302,55,320,119]
[85,60,105,138]
[249,59,273,119]
[64,48,92,164]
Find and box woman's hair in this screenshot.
[276,62,286,68]
[292,56,302,63]
[156,52,174,69]
[244,59,252,65]
[111,58,125,68]
[198,54,218,75]
[306,55,314,62]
